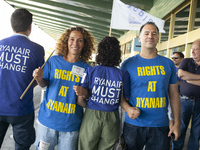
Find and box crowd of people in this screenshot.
[0,8,200,150]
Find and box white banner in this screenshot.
[110,0,165,33]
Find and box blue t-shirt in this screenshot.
[81,65,130,112]
[0,34,45,116]
[121,54,177,127]
[38,55,90,132]
[176,67,181,93]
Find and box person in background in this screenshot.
[33,27,95,150]
[73,36,140,150]
[0,8,45,150]
[121,22,181,150]
[168,52,184,129]
[172,39,200,150]
[171,52,184,93]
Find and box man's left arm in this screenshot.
[186,80,200,86]
[168,83,181,141]
[178,69,200,81]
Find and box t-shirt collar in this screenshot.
[13,33,30,40]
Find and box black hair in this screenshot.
[139,22,159,34]
[173,52,184,58]
[11,8,32,32]
[96,36,121,67]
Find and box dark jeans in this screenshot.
[0,112,35,150]
[172,98,200,150]
[123,122,170,150]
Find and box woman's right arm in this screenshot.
[33,67,49,87]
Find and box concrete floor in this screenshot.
[1,86,42,150]
[0,86,198,150]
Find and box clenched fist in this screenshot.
[127,107,140,119]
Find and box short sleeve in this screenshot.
[80,69,89,89]
[122,70,130,98]
[43,58,51,82]
[170,61,177,84]
[38,47,45,68]
[179,59,188,70]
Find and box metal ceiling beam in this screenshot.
[121,0,153,10]
[5,0,150,45]
[6,1,110,23]
[33,16,122,37]
[50,0,113,11]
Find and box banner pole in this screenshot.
[20,50,55,99]
[109,27,112,36]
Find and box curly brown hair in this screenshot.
[55,26,95,62]
[96,36,121,67]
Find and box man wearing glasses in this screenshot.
[171,52,184,93]
[168,52,184,137]
[172,39,200,150]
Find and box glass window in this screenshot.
[161,18,170,43]
[172,45,185,53]
[125,41,132,54]
[121,44,125,54]
[194,0,200,30]
[158,50,167,57]
[171,45,185,57]
[173,4,190,38]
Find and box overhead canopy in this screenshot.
[5,0,194,45]
[4,0,154,45]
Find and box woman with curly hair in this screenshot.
[33,26,95,150]
[74,36,140,150]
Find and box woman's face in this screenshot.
[68,30,84,56]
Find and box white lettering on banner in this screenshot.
[0,62,27,73]
[91,95,119,105]
[92,85,121,98]
[0,45,31,73]
[91,77,122,105]
[0,45,31,55]
[128,6,153,23]
[110,0,165,33]
[94,77,122,88]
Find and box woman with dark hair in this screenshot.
[73,36,140,150]
[33,26,95,150]
[95,36,122,67]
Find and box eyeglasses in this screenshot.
[171,57,180,59]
